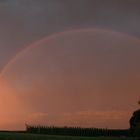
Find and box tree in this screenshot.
[129,101,140,137]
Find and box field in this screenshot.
[0,132,138,140]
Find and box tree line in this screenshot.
[26,125,129,137]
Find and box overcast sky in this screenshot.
[0,0,140,130]
[0,0,140,71]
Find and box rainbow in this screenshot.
[1,27,140,77]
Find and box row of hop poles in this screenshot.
[25,124,129,137]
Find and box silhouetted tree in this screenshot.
[129,101,140,137]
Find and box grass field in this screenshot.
[0,132,138,140]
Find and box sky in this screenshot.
[0,0,140,130]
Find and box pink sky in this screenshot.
[0,29,140,130]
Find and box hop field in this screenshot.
[0,132,138,140]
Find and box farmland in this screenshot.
[0,132,138,140]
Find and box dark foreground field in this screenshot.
[0,132,138,140]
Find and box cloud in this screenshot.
[27,112,48,125]
[26,110,130,129]
[59,110,130,128]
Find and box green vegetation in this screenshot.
[0,132,137,140]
